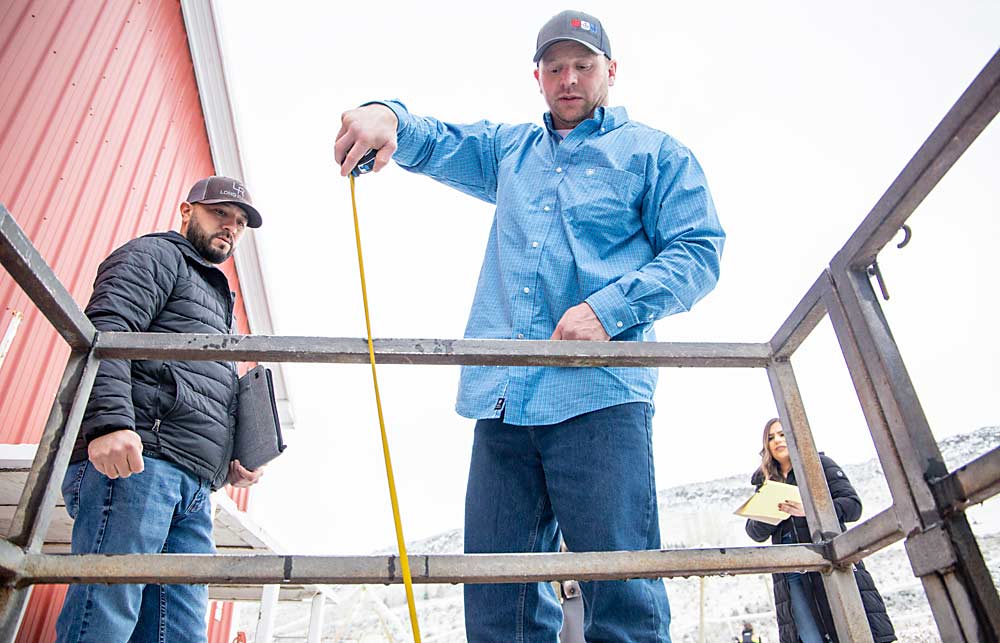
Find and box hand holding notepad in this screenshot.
[734,479,803,525]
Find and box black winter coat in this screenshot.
[745,454,896,643]
[71,231,239,490]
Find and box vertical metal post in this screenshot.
[767,359,874,643]
[822,278,922,534]
[254,585,280,643]
[698,577,705,643]
[7,350,100,552]
[834,267,1000,641]
[306,592,325,643]
[0,587,31,643]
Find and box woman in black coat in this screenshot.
[745,418,896,643]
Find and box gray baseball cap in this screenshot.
[533,10,612,63]
[185,175,262,228]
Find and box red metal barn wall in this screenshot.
[1,2,250,641]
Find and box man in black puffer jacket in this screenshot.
[56,176,266,643]
[746,453,896,643]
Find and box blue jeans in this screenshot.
[55,456,215,643]
[786,573,824,643]
[464,402,671,642]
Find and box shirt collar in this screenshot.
[543,105,629,137]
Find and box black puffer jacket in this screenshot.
[72,231,238,490]
[745,454,896,643]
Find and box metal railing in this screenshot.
[1,49,998,643]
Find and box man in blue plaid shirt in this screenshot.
[336,10,724,641]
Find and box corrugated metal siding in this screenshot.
[1,2,249,642]
[207,601,237,643]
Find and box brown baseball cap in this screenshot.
[185,176,262,228]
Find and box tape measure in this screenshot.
[349,164,421,642]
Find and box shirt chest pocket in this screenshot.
[559,166,644,240]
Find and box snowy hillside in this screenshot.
[239,426,999,642]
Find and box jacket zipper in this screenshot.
[151,418,162,451]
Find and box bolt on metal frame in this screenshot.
[1,49,998,643]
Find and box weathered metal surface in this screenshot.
[0,586,30,643]
[833,268,943,523]
[766,359,875,643]
[821,281,923,534]
[832,50,1000,272]
[0,205,94,350]
[94,333,774,368]
[819,567,876,643]
[829,507,904,565]
[0,539,24,578]
[769,271,830,359]
[834,267,1000,639]
[933,445,1000,512]
[15,546,829,586]
[7,352,97,553]
[766,361,843,540]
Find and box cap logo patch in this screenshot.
[570,18,598,34]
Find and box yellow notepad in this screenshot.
[734,479,802,525]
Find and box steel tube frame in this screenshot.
[769,271,829,360]
[11,546,830,587]
[1,50,999,643]
[835,267,1000,639]
[7,351,99,551]
[932,445,1000,512]
[829,507,904,565]
[767,359,875,643]
[93,332,772,368]
[831,50,1000,272]
[0,204,95,349]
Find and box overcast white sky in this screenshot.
[211,1,999,555]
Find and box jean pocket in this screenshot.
[61,461,88,520]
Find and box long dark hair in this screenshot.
[759,417,785,482]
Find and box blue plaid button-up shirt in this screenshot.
[380,100,725,426]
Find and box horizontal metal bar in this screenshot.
[94,333,774,368]
[832,50,1000,272]
[829,507,906,565]
[935,447,1000,508]
[17,546,829,586]
[935,445,1000,510]
[0,538,25,577]
[0,203,95,349]
[769,271,830,359]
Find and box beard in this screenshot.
[186,216,234,264]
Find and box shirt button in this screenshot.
[531,241,539,248]
[523,287,531,294]
[517,333,524,339]
[616,321,624,328]
[555,167,563,173]
[600,127,606,133]
[543,206,551,212]
[648,313,655,320]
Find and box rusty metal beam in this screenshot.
[769,271,830,359]
[14,545,829,586]
[766,359,875,643]
[834,266,1000,639]
[7,351,98,552]
[829,507,905,565]
[834,268,944,522]
[94,333,773,368]
[821,278,923,533]
[832,50,1000,272]
[0,204,95,350]
[933,445,1000,512]
[766,361,845,541]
